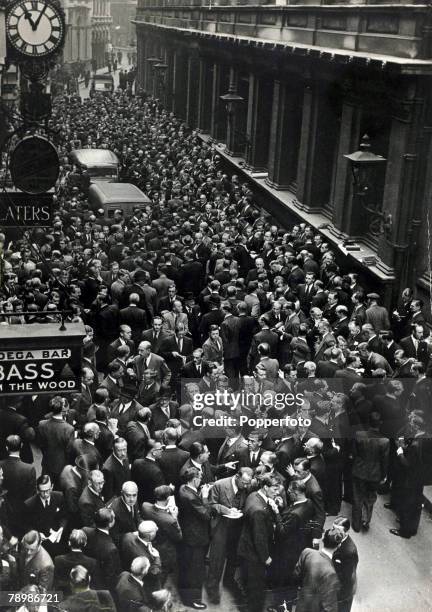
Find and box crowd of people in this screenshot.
[0,86,431,612]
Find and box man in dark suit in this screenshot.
[0,435,36,537]
[78,470,106,527]
[121,520,162,591]
[68,422,101,471]
[220,301,241,383]
[238,430,265,469]
[125,407,152,462]
[94,405,115,463]
[180,348,209,379]
[99,362,125,401]
[59,564,116,612]
[248,316,279,370]
[115,557,154,612]
[37,398,75,487]
[131,441,166,505]
[316,347,343,378]
[179,250,205,296]
[120,293,149,346]
[107,481,142,547]
[274,427,303,473]
[142,485,183,585]
[54,529,98,592]
[237,474,279,612]
[293,529,342,612]
[141,316,173,355]
[270,480,315,608]
[207,468,253,604]
[135,341,172,391]
[83,508,121,590]
[149,392,178,436]
[292,458,326,543]
[352,412,389,532]
[24,475,67,558]
[19,530,54,592]
[332,517,358,612]
[107,325,135,365]
[180,442,217,485]
[102,438,131,501]
[237,302,258,375]
[0,402,35,462]
[178,466,212,609]
[159,323,193,391]
[158,429,190,488]
[400,324,429,367]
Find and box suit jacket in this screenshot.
[314,332,336,362]
[304,474,326,537]
[244,293,261,318]
[216,435,248,465]
[19,545,54,591]
[178,484,212,547]
[94,420,115,463]
[68,438,102,471]
[54,550,98,591]
[162,311,189,335]
[107,338,135,363]
[400,336,429,366]
[37,417,75,475]
[294,548,340,612]
[180,458,215,485]
[119,306,148,344]
[238,314,258,357]
[78,485,106,527]
[159,334,193,376]
[220,314,241,359]
[158,446,190,488]
[199,309,225,342]
[24,491,67,536]
[202,336,224,364]
[83,527,122,588]
[109,398,141,438]
[59,465,85,520]
[141,502,182,570]
[249,330,279,366]
[108,496,142,546]
[59,589,116,612]
[0,407,35,461]
[237,491,274,564]
[273,499,315,576]
[208,476,248,533]
[333,535,358,600]
[135,353,171,388]
[0,456,36,515]
[316,360,339,379]
[366,304,390,333]
[352,428,389,482]
[275,436,303,472]
[131,458,166,504]
[140,328,173,356]
[125,420,151,462]
[121,532,162,577]
[102,454,131,501]
[115,571,152,612]
[99,375,123,401]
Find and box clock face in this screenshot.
[7,0,65,57]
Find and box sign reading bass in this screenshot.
[0,347,79,394]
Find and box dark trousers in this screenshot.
[224,357,240,389]
[207,524,240,596]
[398,485,424,536]
[239,556,267,612]
[338,595,354,612]
[178,544,207,605]
[352,477,378,530]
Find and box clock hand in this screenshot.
[24,9,37,29]
[33,3,48,31]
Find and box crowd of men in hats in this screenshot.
[0,87,431,612]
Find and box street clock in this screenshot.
[6,0,65,59]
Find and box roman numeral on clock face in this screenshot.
[31,1,38,10]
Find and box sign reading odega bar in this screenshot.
[0,323,85,395]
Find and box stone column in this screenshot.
[210,63,227,143]
[245,73,272,171]
[331,100,363,233]
[266,79,302,189]
[197,58,212,133]
[165,46,175,113]
[225,67,246,157]
[186,53,199,128]
[173,50,188,119]
[297,80,341,209]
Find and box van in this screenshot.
[69,149,120,192]
[88,181,151,218]
[90,74,115,98]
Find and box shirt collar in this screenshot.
[231,476,238,495]
[257,490,269,504]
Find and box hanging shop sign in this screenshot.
[10,135,60,194]
[0,322,85,395]
[0,191,53,227]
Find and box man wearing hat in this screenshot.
[365,293,390,333]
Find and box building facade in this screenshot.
[92,0,112,68]
[135,0,432,310]
[61,0,93,68]
[111,0,137,60]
